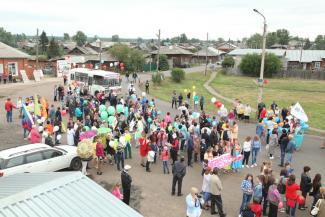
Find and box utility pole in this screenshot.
[299,40,304,69]
[36,28,39,70]
[204,32,208,76]
[156,29,161,73]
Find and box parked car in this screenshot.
[0,144,82,177]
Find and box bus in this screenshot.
[68,68,122,95]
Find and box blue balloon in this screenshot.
[263,117,268,124]
[157,110,162,115]
[147,117,152,123]
[275,117,280,123]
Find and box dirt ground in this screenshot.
[0,77,324,217]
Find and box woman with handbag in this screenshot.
[285,174,300,217]
[311,187,325,217]
[311,174,322,209]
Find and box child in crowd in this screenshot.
[111,183,123,200]
[161,146,169,174]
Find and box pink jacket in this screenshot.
[162,150,169,161]
[112,187,123,200]
[29,129,41,144]
[96,143,105,157]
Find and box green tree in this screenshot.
[246,33,263,48]
[154,54,169,71]
[179,33,188,43]
[221,56,235,68]
[239,53,282,77]
[217,37,225,43]
[39,31,49,53]
[266,32,278,48]
[73,31,87,46]
[109,44,130,62]
[137,37,143,45]
[276,29,290,45]
[314,35,325,50]
[112,34,119,42]
[0,27,15,46]
[171,36,180,44]
[189,38,200,43]
[109,44,145,71]
[171,68,185,82]
[47,37,61,59]
[303,38,312,50]
[63,33,70,41]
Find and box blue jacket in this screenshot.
[253,183,263,200]
[186,194,201,216]
[286,140,296,153]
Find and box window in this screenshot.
[42,150,63,159]
[315,62,321,69]
[70,73,75,80]
[5,156,25,169]
[8,62,18,76]
[25,152,43,164]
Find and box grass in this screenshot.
[145,72,232,114]
[211,73,325,130]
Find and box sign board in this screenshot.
[208,153,242,169]
[33,70,42,82]
[57,60,71,77]
[20,70,30,83]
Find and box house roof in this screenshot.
[68,46,99,55]
[285,50,325,63]
[0,42,31,59]
[215,42,238,50]
[194,47,226,57]
[89,41,131,49]
[151,46,193,55]
[228,49,286,57]
[0,172,143,217]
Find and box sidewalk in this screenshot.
[0,77,60,90]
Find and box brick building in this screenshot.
[0,42,33,81]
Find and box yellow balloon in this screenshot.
[184,89,187,93]
[192,85,196,90]
[193,91,196,96]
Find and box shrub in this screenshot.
[152,72,163,85]
[221,56,235,68]
[171,68,185,83]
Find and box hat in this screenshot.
[124,165,132,170]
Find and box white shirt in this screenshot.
[243,141,252,152]
[202,173,211,193]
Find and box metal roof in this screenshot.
[151,46,193,55]
[194,47,226,57]
[228,49,286,57]
[0,42,31,59]
[285,50,325,63]
[0,172,143,217]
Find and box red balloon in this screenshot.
[89,64,93,69]
[214,101,222,108]
[263,79,269,84]
[121,66,125,71]
[120,62,124,67]
[297,195,305,205]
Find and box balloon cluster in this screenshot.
[211,97,223,109]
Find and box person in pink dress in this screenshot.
[111,183,123,200]
[29,125,41,144]
[96,139,105,175]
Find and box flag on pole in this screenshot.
[34,95,41,117]
[40,97,47,119]
[291,102,308,122]
[22,104,34,125]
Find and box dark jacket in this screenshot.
[187,136,194,151]
[300,173,312,193]
[172,160,186,178]
[121,170,132,190]
[201,132,211,147]
[279,134,289,151]
[209,131,218,146]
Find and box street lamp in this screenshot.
[253,9,267,105]
[96,38,102,70]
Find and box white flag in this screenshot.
[291,102,308,122]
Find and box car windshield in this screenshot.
[0,158,4,169]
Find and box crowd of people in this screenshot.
[3,74,325,217]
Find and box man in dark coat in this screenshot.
[171,156,186,196]
[121,165,132,205]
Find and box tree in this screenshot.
[179,33,188,43]
[171,36,180,44]
[171,68,185,82]
[112,34,119,42]
[109,44,130,62]
[314,35,325,50]
[221,56,235,68]
[246,33,263,48]
[266,32,278,48]
[189,38,200,43]
[47,37,61,59]
[137,37,143,45]
[73,31,87,46]
[109,44,145,71]
[154,54,169,71]
[0,27,16,47]
[303,38,312,50]
[217,37,225,44]
[276,29,290,45]
[39,31,49,53]
[63,33,70,41]
[239,53,282,77]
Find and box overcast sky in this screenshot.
[1,0,324,40]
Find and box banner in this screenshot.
[208,153,242,169]
[291,102,308,122]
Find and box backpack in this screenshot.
[277,177,286,194]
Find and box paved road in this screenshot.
[0,71,324,217]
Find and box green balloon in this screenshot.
[100,111,108,120]
[117,104,124,113]
[99,105,106,112]
[108,116,115,125]
[168,125,173,132]
[107,106,115,116]
[84,126,90,131]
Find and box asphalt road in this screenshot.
[0,71,324,217]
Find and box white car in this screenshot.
[0,144,82,177]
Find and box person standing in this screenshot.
[268,129,278,160]
[145,80,150,94]
[5,98,16,123]
[242,136,252,168]
[29,125,41,144]
[251,136,261,167]
[172,91,177,109]
[299,166,312,210]
[210,168,226,216]
[240,174,254,215]
[121,165,132,205]
[285,135,296,163]
[199,95,204,111]
[187,133,194,167]
[311,174,322,209]
[172,156,186,196]
[267,177,282,217]
[186,187,202,217]
[285,174,300,217]
[178,93,183,107]
[161,146,170,174]
[278,129,289,167]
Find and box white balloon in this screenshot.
[38,126,44,132]
[54,126,59,132]
[56,134,62,140]
[110,63,113,67]
[142,92,146,97]
[109,141,115,148]
[211,97,217,103]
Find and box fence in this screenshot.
[274,70,325,80]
